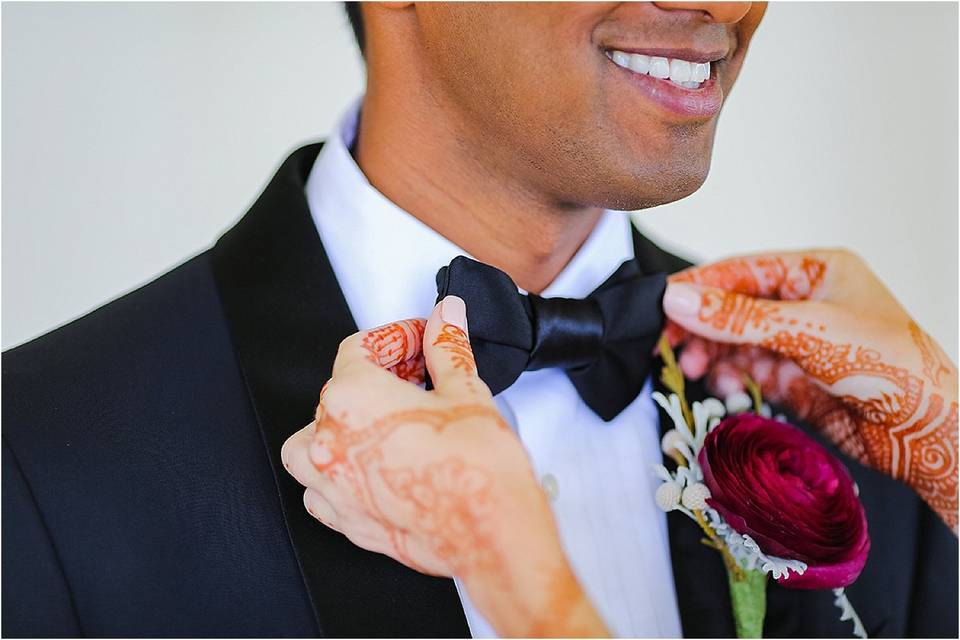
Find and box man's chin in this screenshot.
[599,168,710,212]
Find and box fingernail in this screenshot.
[440,295,468,334]
[663,283,702,317]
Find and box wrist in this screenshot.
[459,473,609,637]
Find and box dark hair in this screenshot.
[344,2,365,56]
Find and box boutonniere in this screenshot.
[652,336,870,638]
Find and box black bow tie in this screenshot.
[434,256,667,421]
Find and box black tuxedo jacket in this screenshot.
[3,144,957,638]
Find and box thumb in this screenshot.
[423,295,488,397]
[662,281,841,346]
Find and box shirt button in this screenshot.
[541,473,559,502]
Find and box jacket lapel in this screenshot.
[649,370,736,638]
[631,225,735,637]
[210,144,469,638]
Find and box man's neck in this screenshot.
[353,85,603,295]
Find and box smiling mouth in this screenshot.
[604,49,719,90]
[601,46,726,118]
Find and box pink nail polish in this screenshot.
[663,283,701,316]
[440,295,468,333]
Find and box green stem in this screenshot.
[726,566,767,638]
[693,510,744,582]
[657,334,695,431]
[742,374,764,414]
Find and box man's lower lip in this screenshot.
[610,63,723,119]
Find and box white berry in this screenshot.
[681,482,712,511]
[655,482,682,512]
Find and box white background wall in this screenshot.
[3,2,957,359]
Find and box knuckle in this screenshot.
[302,488,316,509]
[337,332,361,354]
[319,381,343,409]
[318,380,361,415]
[343,530,384,554]
[328,497,361,521]
[830,247,865,268]
[302,489,325,517]
[335,381,369,409]
[281,430,313,479]
[280,437,295,468]
[315,380,333,422]
[466,383,494,403]
[317,378,332,402]
[309,432,337,469]
[335,506,379,532]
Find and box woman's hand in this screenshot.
[281,296,608,637]
[662,249,958,533]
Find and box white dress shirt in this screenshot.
[304,101,682,638]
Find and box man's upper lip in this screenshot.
[603,46,727,63]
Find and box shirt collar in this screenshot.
[305,100,635,330]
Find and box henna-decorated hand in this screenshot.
[281,296,608,637]
[662,249,958,533]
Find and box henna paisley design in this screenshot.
[754,330,958,531]
[433,323,477,375]
[910,320,952,388]
[361,319,426,380]
[673,255,827,300]
[698,288,784,337]
[388,357,426,385]
[380,458,501,576]
[667,251,958,532]
[313,403,510,573]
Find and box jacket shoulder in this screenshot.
[6,251,216,359]
[2,251,316,635]
[3,252,228,433]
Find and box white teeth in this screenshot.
[669,59,692,83]
[649,56,670,79]
[692,62,710,82]
[628,53,650,74]
[607,49,711,89]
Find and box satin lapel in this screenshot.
[650,370,737,638]
[210,144,469,638]
[631,227,733,636]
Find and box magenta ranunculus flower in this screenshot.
[699,413,870,590]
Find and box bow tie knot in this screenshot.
[526,295,604,371]
[435,256,667,421]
